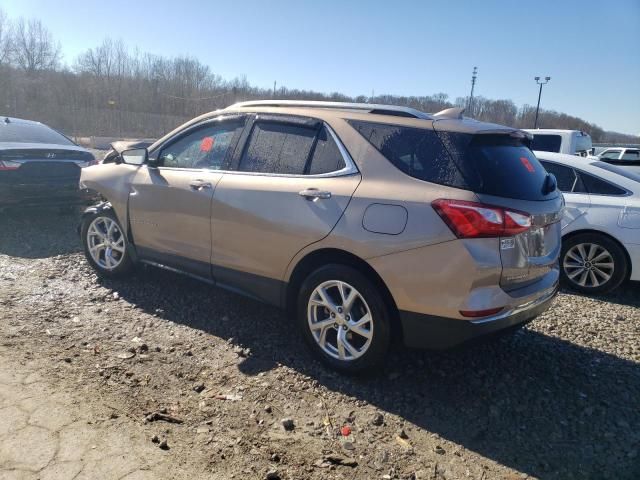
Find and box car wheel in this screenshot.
[297,264,391,373]
[561,233,628,295]
[81,210,134,278]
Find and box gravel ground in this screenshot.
[0,209,638,480]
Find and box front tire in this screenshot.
[297,264,391,373]
[561,233,627,295]
[81,210,134,278]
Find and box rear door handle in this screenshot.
[299,188,332,201]
[190,179,212,191]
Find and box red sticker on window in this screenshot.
[200,137,214,152]
[520,157,535,173]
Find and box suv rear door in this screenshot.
[435,131,564,291]
[210,115,360,305]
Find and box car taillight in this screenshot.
[0,160,20,171]
[432,199,532,238]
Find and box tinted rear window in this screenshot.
[531,134,562,153]
[436,132,555,201]
[579,172,627,196]
[0,122,74,145]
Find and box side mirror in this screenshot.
[121,148,148,166]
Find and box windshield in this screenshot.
[530,134,562,153]
[0,121,75,145]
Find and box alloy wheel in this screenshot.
[563,243,614,289]
[307,280,373,361]
[87,216,125,270]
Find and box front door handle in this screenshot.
[190,179,212,191]
[299,188,332,201]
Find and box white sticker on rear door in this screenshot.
[501,238,515,250]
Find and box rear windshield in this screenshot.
[530,134,562,153]
[575,134,592,154]
[593,161,640,183]
[349,120,555,201]
[440,133,556,201]
[0,121,75,145]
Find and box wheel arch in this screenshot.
[562,228,631,280]
[285,248,402,340]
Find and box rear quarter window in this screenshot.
[578,171,628,196]
[347,120,467,188]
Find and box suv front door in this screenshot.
[210,115,361,305]
[128,115,245,279]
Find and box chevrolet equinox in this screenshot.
[79,100,562,372]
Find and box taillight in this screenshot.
[0,160,20,171]
[432,199,531,238]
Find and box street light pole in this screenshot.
[534,76,551,128]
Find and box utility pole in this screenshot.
[467,66,477,115]
[534,76,551,128]
[273,81,277,98]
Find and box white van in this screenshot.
[523,129,594,157]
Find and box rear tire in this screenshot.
[81,210,134,278]
[561,233,627,295]
[297,264,391,374]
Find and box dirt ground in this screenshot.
[1,209,639,480]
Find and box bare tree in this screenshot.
[11,18,61,73]
[0,8,11,66]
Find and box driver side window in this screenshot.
[158,121,243,169]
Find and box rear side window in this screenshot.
[540,161,579,192]
[238,122,347,175]
[0,122,75,146]
[531,134,562,153]
[579,172,627,196]
[622,150,639,161]
[239,122,315,174]
[348,121,467,188]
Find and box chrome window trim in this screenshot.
[151,112,360,178]
[223,121,359,179]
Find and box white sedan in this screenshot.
[535,151,640,294]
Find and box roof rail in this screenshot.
[227,100,433,120]
[433,107,465,120]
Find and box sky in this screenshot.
[2,0,639,135]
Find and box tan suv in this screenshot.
[79,100,562,372]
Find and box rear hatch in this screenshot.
[436,131,563,291]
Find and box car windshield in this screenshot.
[530,134,562,153]
[0,121,75,145]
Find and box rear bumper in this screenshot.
[0,183,95,207]
[399,282,558,349]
